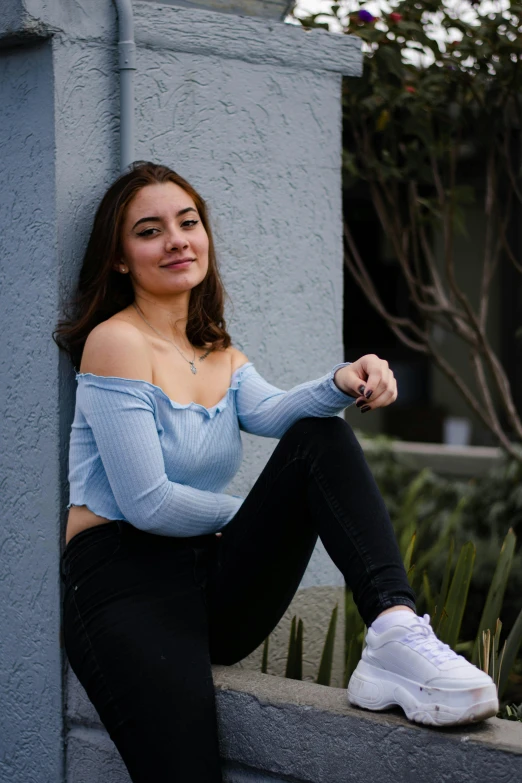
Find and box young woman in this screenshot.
[55,161,498,783]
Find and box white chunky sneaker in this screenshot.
[347,613,499,727]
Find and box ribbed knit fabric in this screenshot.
[67,360,356,536]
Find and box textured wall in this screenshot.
[0,42,64,783]
[127,10,355,685]
[131,43,348,497]
[141,0,293,20]
[1,1,361,781]
[235,585,347,687]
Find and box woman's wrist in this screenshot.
[332,363,356,397]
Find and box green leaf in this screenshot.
[437,541,475,651]
[295,619,303,681]
[344,587,365,687]
[434,538,455,632]
[455,640,473,654]
[402,115,433,148]
[472,528,516,665]
[398,469,432,558]
[491,619,502,684]
[498,606,522,700]
[261,635,269,674]
[285,616,298,679]
[376,109,391,131]
[317,603,338,686]
[452,185,476,205]
[403,532,417,574]
[422,570,435,617]
[415,496,466,577]
[377,45,406,81]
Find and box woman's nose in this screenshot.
[166,230,188,251]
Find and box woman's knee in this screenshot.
[282,416,357,453]
[285,415,351,440]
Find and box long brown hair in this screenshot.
[53,161,232,371]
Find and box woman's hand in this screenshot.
[334,354,397,413]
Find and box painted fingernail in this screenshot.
[365,389,373,399]
[361,405,371,413]
[356,399,365,408]
[358,385,366,395]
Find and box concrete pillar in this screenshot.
[0,39,64,783]
[0,2,361,780]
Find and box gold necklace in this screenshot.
[132,302,213,374]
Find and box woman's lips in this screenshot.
[162,259,193,269]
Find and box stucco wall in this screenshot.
[0,41,64,783]
[131,44,353,682]
[1,1,361,780]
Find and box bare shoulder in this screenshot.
[80,319,152,381]
[227,345,250,374]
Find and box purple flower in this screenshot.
[358,9,375,23]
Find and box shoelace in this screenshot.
[403,613,461,665]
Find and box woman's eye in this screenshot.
[137,228,159,237]
[182,220,199,228]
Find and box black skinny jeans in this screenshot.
[61,416,416,783]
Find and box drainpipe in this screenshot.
[113,0,136,171]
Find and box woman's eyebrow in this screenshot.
[132,207,198,230]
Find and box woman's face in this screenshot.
[116,181,209,297]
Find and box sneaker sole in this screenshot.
[347,659,499,727]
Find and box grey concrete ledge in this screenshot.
[0,9,57,48]
[215,667,522,782]
[143,0,295,23]
[134,1,362,76]
[0,0,362,76]
[360,437,503,478]
[66,665,522,783]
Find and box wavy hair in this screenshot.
[53,161,231,371]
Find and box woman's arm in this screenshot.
[234,360,357,438]
[77,380,243,536]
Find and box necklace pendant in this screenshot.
[190,362,197,375]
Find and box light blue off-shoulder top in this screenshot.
[67,360,355,537]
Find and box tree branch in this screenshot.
[343,222,429,353]
[479,147,496,330]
